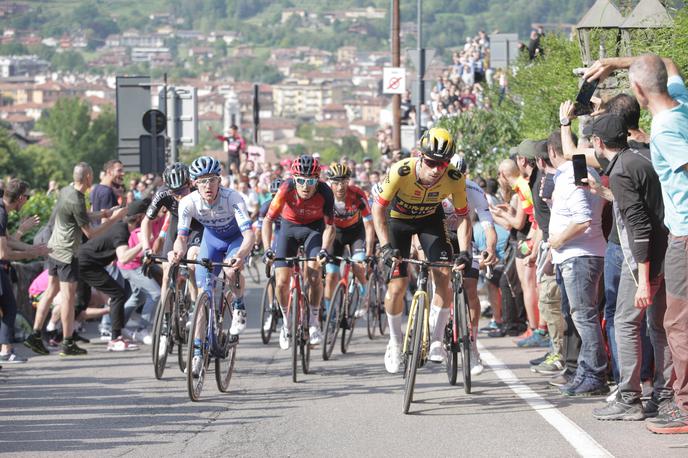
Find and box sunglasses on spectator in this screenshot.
[423,157,449,169]
[196,176,221,187]
[294,177,317,186]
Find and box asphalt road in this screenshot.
[2,275,688,457]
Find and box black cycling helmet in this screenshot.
[326,162,351,180]
[290,155,320,177]
[419,127,455,162]
[269,178,283,194]
[163,162,190,190]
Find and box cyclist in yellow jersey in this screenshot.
[372,127,473,374]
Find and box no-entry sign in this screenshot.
[383,67,406,95]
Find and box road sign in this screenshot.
[116,76,151,172]
[142,109,166,134]
[406,48,436,72]
[383,67,406,95]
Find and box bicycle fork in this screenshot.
[402,291,431,363]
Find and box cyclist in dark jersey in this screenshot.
[140,163,204,302]
[262,155,335,350]
[257,178,283,250]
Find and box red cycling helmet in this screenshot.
[290,155,320,177]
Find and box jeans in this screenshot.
[556,267,579,376]
[603,242,623,383]
[120,266,160,328]
[664,234,688,414]
[93,265,139,333]
[615,265,672,402]
[558,256,606,382]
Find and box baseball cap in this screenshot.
[127,199,149,216]
[591,113,628,146]
[516,139,538,159]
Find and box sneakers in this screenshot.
[479,320,500,333]
[157,335,168,358]
[512,328,533,343]
[516,329,550,348]
[549,372,574,387]
[107,336,139,352]
[230,309,247,335]
[191,355,203,378]
[529,351,550,367]
[0,351,28,363]
[72,332,90,344]
[593,395,645,421]
[532,353,564,375]
[279,326,290,350]
[470,349,484,376]
[487,324,507,338]
[60,340,88,356]
[561,377,609,397]
[24,332,49,355]
[354,305,368,319]
[645,403,688,434]
[309,326,323,345]
[138,329,153,346]
[644,396,674,419]
[384,341,402,374]
[428,340,446,363]
[99,329,112,342]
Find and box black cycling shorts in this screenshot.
[162,216,202,254]
[274,219,324,268]
[388,207,452,278]
[332,223,366,259]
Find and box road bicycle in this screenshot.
[322,256,361,361]
[364,256,387,339]
[147,255,193,379]
[396,257,457,414]
[183,257,241,401]
[443,269,471,393]
[245,243,261,284]
[267,247,321,383]
[259,262,280,344]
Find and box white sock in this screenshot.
[280,306,290,329]
[387,312,403,346]
[431,306,450,343]
[46,321,57,332]
[309,306,320,328]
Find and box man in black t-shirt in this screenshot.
[76,200,148,352]
[90,159,124,225]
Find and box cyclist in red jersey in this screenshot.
[323,163,376,319]
[262,155,335,349]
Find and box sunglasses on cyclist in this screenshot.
[196,176,221,187]
[423,157,449,169]
[294,177,318,186]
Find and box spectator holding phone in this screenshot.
[585,53,688,434]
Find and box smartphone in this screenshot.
[573,79,598,116]
[541,173,555,199]
[572,154,588,186]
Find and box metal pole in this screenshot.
[392,0,401,151]
[168,86,177,164]
[415,0,424,142]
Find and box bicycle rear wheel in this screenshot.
[366,276,378,339]
[341,283,360,354]
[301,299,311,374]
[215,295,237,393]
[152,289,173,379]
[378,279,388,335]
[176,287,192,373]
[458,289,472,394]
[187,292,210,402]
[290,287,299,383]
[260,276,277,344]
[445,301,458,386]
[403,293,425,414]
[323,284,343,361]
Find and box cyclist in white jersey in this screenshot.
[169,156,255,338]
[436,155,497,375]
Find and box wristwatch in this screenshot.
[560,116,571,127]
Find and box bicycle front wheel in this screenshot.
[323,284,343,361]
[403,293,425,414]
[366,276,378,339]
[152,289,173,379]
[260,276,277,344]
[176,287,192,373]
[301,296,311,375]
[342,283,360,354]
[457,289,472,394]
[291,287,299,383]
[445,302,458,386]
[187,292,210,402]
[215,295,237,393]
[378,279,388,335]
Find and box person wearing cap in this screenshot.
[589,113,672,421]
[75,199,151,352]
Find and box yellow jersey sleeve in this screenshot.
[375,160,407,207]
[447,168,469,216]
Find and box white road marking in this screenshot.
[478,342,614,458]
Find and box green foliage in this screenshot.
[51,51,86,73]
[436,98,520,176]
[226,58,284,84]
[508,34,581,140]
[7,192,57,242]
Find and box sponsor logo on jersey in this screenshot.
[397,165,411,177]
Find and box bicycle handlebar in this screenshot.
[146,255,241,288]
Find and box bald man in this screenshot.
[586,54,688,434]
